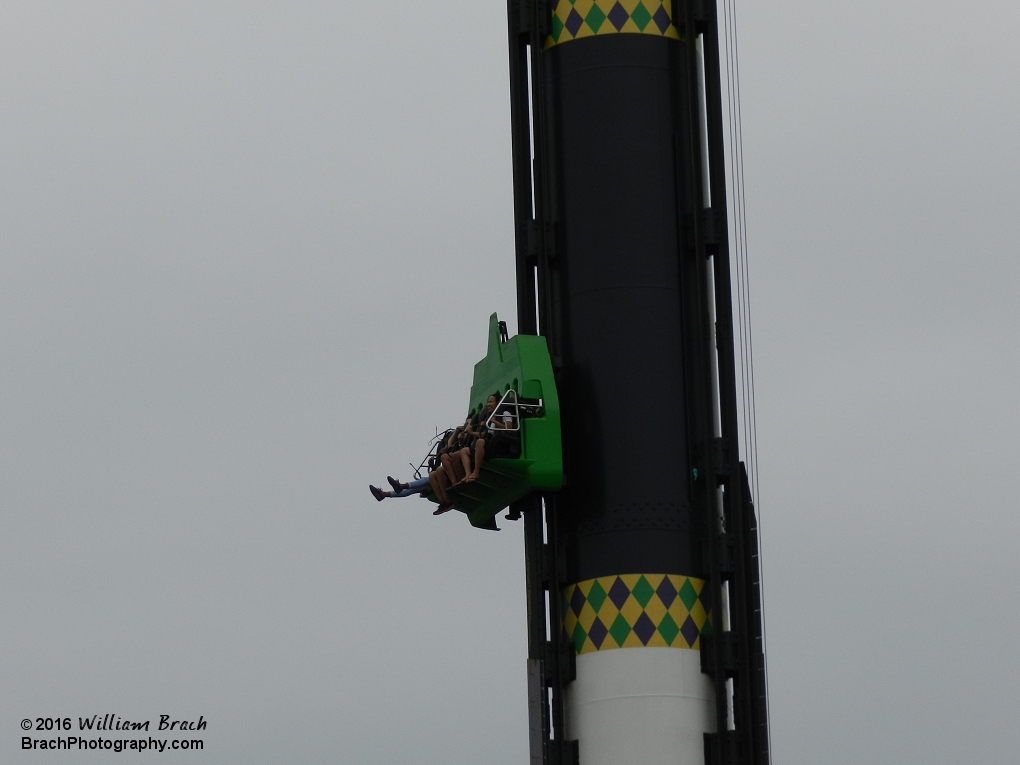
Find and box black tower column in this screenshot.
[507,3,770,764]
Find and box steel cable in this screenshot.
[719,0,772,757]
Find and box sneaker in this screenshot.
[369,485,387,502]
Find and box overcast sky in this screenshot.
[2,2,1018,763]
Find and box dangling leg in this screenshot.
[458,446,473,482]
[465,438,485,482]
[389,475,429,494]
[441,452,465,486]
[429,467,453,506]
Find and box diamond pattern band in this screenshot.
[546,0,681,48]
[563,574,711,655]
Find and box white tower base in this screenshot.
[565,647,714,765]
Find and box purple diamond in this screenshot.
[565,8,584,36]
[588,617,609,649]
[608,577,631,609]
[607,2,629,31]
[656,577,677,608]
[680,615,700,647]
[652,4,671,34]
[570,587,586,617]
[633,612,657,645]
[699,583,712,613]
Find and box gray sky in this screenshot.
[2,1,1018,763]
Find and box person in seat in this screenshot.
[484,393,521,459]
[370,428,461,514]
[369,391,522,510]
[452,396,495,484]
[457,393,520,483]
[439,419,472,487]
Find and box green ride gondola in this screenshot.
[427,313,562,530]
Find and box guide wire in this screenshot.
[721,0,753,506]
[719,0,772,756]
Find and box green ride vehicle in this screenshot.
[426,314,562,530]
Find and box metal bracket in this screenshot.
[558,739,580,765]
[679,208,720,254]
[671,0,710,37]
[715,317,732,348]
[513,0,530,35]
[539,541,569,591]
[542,641,575,685]
[526,219,556,259]
[561,640,576,683]
[516,0,550,39]
[692,0,710,31]
[527,219,539,257]
[712,437,731,479]
[700,632,739,678]
[717,532,734,576]
[704,730,741,765]
[700,206,721,248]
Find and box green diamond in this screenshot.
[571,623,587,654]
[701,616,713,636]
[657,612,680,645]
[679,578,699,610]
[550,15,564,42]
[584,4,606,33]
[631,575,655,608]
[587,580,607,614]
[629,1,652,30]
[609,613,631,646]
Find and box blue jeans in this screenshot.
[392,476,430,498]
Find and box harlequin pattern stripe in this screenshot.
[546,0,681,48]
[562,574,711,654]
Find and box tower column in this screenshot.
[542,4,715,762]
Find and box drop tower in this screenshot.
[505,2,770,764]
